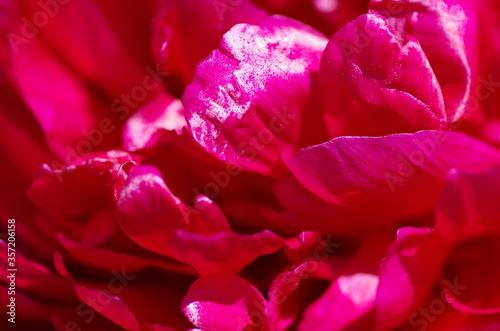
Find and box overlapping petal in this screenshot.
[285,131,500,222]
[183,15,328,175]
[370,0,480,124]
[319,13,446,137]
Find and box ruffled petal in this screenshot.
[370,0,480,124]
[183,15,327,175]
[319,13,446,137]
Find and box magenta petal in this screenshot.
[181,274,267,330]
[172,229,285,275]
[284,131,500,220]
[370,0,479,123]
[375,228,450,330]
[183,15,327,175]
[320,13,446,137]
[74,285,139,330]
[123,92,186,152]
[116,165,189,256]
[299,273,378,331]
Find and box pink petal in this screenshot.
[183,15,327,175]
[284,131,500,222]
[116,165,189,256]
[123,92,186,152]
[370,0,480,124]
[299,273,378,331]
[181,274,267,330]
[171,229,286,275]
[319,13,446,137]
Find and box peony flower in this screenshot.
[2,0,500,330]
